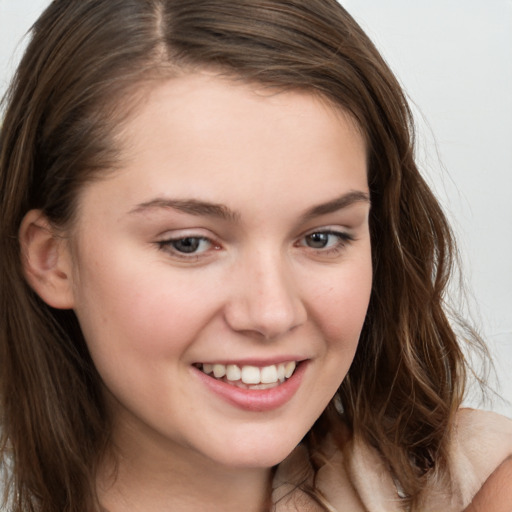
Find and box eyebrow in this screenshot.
[129,198,240,222]
[129,190,370,222]
[299,190,370,221]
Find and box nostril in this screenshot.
[224,294,306,339]
[223,259,307,338]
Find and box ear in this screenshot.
[19,210,75,309]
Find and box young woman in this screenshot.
[1,1,511,511]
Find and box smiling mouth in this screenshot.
[194,361,297,390]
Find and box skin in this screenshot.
[464,457,512,512]
[24,73,372,511]
[19,73,511,512]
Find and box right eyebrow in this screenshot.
[129,198,241,223]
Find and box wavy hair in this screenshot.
[0,1,482,510]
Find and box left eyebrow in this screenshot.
[300,190,370,221]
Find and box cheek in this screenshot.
[72,248,222,363]
[71,264,215,405]
[311,258,372,342]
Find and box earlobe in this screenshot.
[19,210,75,309]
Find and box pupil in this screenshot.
[307,233,328,248]
[174,238,200,253]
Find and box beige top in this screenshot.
[272,409,512,511]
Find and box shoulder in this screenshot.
[463,455,512,512]
[446,408,512,509]
[450,409,512,492]
[414,408,512,511]
[273,409,512,511]
[453,407,512,449]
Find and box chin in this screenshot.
[203,429,306,470]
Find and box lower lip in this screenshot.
[193,362,307,412]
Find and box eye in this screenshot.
[304,232,338,249]
[297,230,354,254]
[158,236,215,255]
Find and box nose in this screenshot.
[224,249,307,340]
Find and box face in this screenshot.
[67,73,372,470]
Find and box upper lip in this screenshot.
[194,357,307,367]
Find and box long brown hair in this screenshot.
[0,1,483,510]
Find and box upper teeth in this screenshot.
[201,362,296,385]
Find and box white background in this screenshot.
[1,0,511,417]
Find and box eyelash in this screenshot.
[156,229,355,260]
[297,230,355,256]
[157,236,217,259]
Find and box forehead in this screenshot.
[121,73,365,165]
[75,72,368,224]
